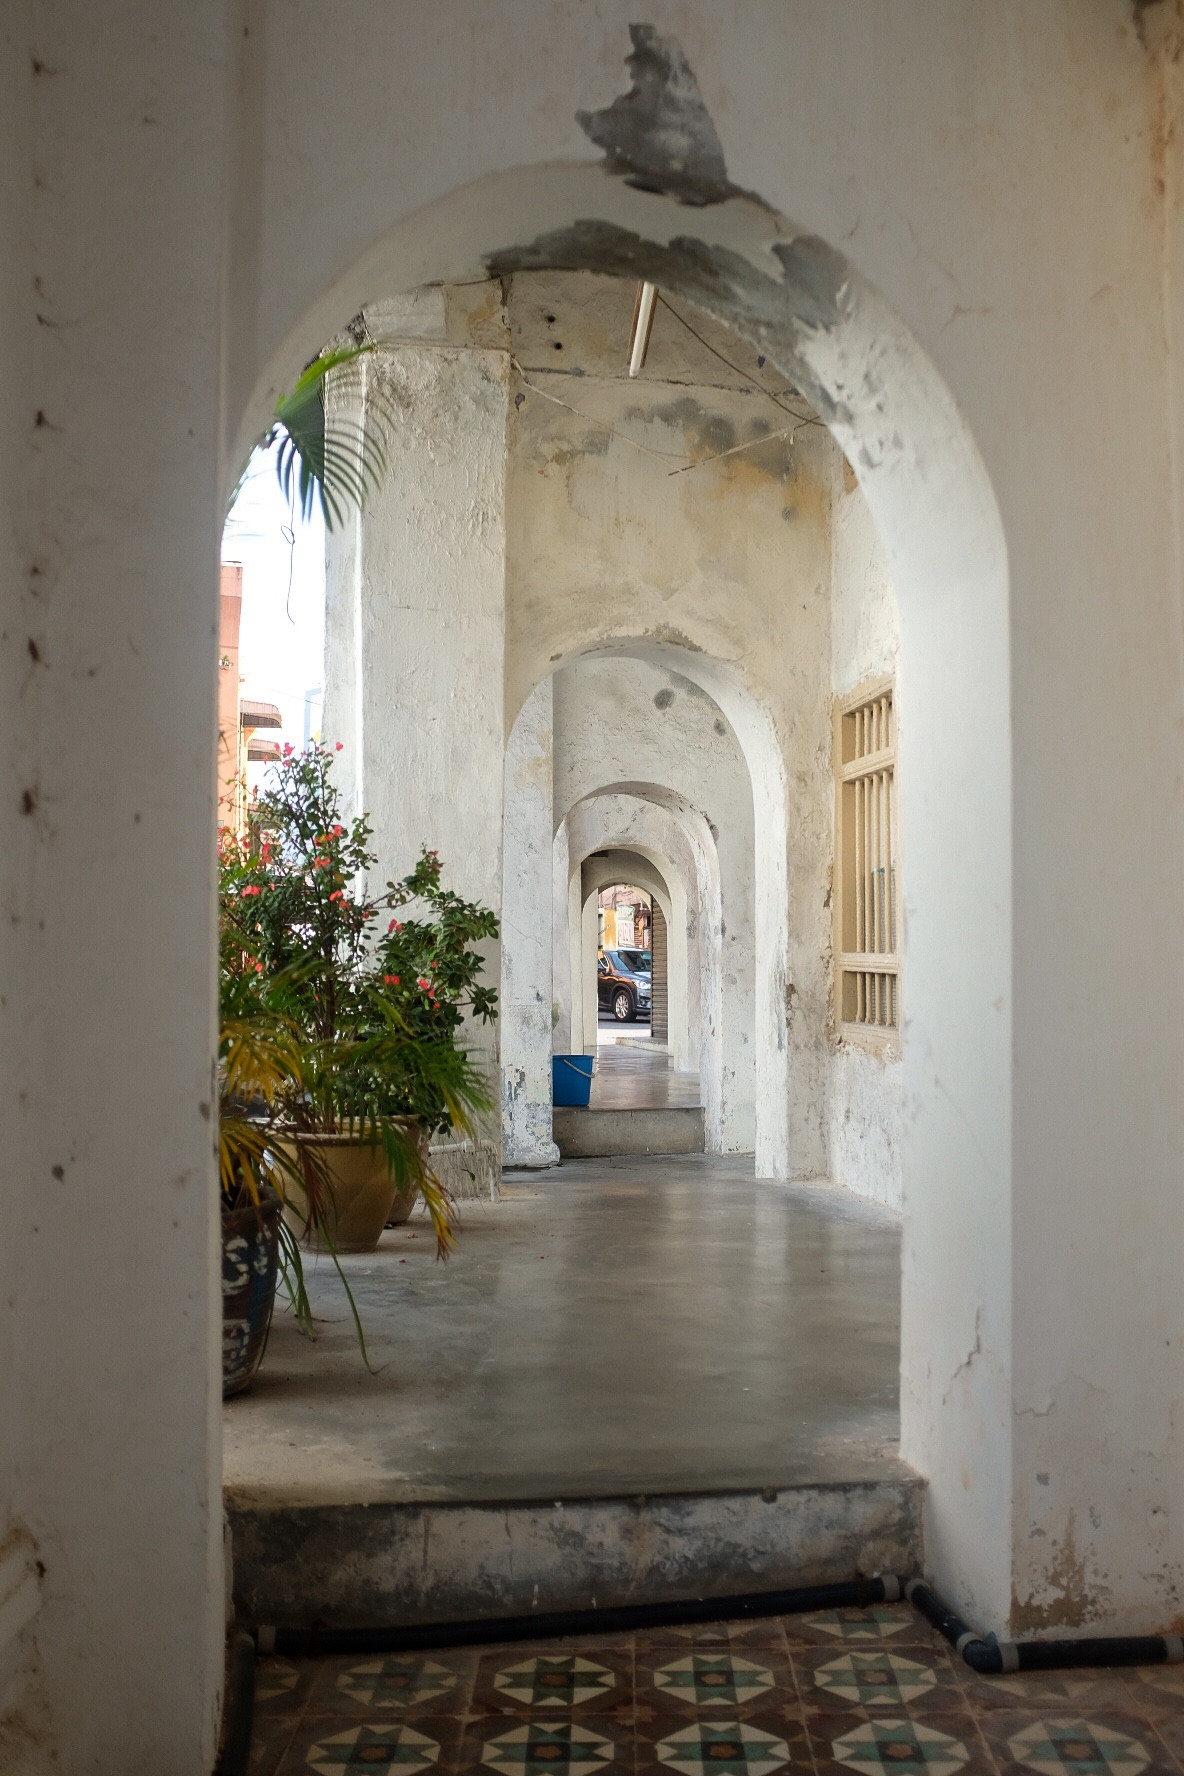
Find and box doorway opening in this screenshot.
[221,145,1008,1625]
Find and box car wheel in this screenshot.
[612,988,635,1022]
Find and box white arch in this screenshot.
[560,792,728,1149]
[239,163,1010,1625]
[535,640,779,1168]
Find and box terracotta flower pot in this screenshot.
[280,1127,426,1254]
[386,1122,431,1226]
[221,1187,281,1399]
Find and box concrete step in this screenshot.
[553,1105,705,1158]
[228,1474,923,1630]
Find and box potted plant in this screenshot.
[219,743,496,1258]
[218,995,313,1397]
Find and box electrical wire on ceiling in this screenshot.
[511,355,812,479]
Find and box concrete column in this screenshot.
[0,5,226,1767]
[501,681,560,1166]
[324,339,509,1147]
[580,896,600,1053]
[551,823,572,1053]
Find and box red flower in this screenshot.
[333,824,344,836]
[384,974,401,986]
[283,742,294,757]
[417,975,430,989]
[240,884,262,897]
[329,889,345,902]
[335,741,344,750]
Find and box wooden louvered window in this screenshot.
[835,681,899,1036]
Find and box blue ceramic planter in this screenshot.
[221,1188,281,1398]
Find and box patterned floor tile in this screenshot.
[807,1713,988,1776]
[457,1712,626,1775]
[978,1710,1178,1776]
[957,1670,1143,1716]
[256,1655,318,1717]
[1137,1707,1184,1767]
[783,1609,937,1652]
[638,1619,788,1650]
[1120,1662,1184,1715]
[636,1649,793,1718]
[248,1711,304,1776]
[791,1647,965,1716]
[470,1650,629,1718]
[274,1712,462,1773]
[308,1653,472,1721]
[635,1712,809,1775]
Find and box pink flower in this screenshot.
[335,741,344,750]
[283,742,294,757]
[254,960,263,974]
[240,884,262,897]
[333,824,343,837]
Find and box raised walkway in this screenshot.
[554,1038,705,1156]
[223,1155,916,1628]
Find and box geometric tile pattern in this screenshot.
[831,1717,969,1776]
[797,1609,913,1643]
[1005,1718,1151,1776]
[248,1604,1184,1776]
[653,1719,790,1773]
[304,1721,442,1772]
[491,1656,616,1709]
[812,1651,937,1708]
[652,1654,775,1708]
[479,1719,614,1774]
[337,1658,460,1711]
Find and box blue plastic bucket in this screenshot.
[552,1053,594,1107]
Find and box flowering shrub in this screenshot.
[219,743,498,1160]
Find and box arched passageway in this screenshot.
[252,166,1008,1626]
[259,173,1008,1626]
[17,18,1184,1766]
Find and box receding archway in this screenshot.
[232,161,1010,1626]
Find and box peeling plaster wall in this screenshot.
[504,282,833,1178]
[828,462,904,1213]
[323,341,508,1128]
[553,655,755,1151]
[14,17,1184,1758]
[501,679,561,1167]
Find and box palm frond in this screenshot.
[270,342,398,533]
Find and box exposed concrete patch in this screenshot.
[487,225,852,427]
[1011,1508,1095,1633]
[229,1478,922,1628]
[553,1105,705,1158]
[576,25,730,207]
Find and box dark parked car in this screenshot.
[597,948,652,1022]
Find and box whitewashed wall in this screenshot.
[9,12,1184,1764]
[828,461,904,1212]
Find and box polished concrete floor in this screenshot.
[223,1155,903,1508]
[588,1042,703,1110]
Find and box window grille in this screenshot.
[836,683,899,1033]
